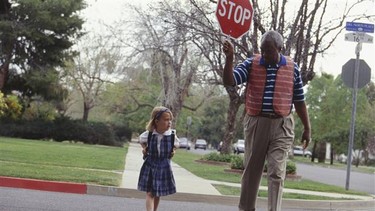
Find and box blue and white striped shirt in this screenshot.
[233,54,305,113]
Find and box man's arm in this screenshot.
[294,101,311,149]
[222,40,235,86]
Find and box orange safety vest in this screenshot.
[245,54,295,116]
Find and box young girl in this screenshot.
[137,106,179,211]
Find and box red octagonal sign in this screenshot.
[216,0,254,39]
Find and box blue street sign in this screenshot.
[346,22,374,33]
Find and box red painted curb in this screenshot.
[0,176,87,194]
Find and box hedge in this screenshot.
[0,117,132,147]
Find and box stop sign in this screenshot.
[216,0,254,39]
[342,59,371,89]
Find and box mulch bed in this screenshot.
[195,159,302,181]
[194,159,230,166]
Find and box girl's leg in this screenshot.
[146,192,154,211]
[153,196,160,211]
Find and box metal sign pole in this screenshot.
[345,42,361,190]
[343,21,373,191]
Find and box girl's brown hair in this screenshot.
[146,106,173,131]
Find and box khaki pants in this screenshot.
[239,114,294,211]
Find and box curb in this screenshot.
[1,176,374,210]
[0,176,86,194]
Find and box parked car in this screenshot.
[291,146,312,158]
[338,153,347,163]
[179,137,191,150]
[194,139,207,150]
[233,139,245,154]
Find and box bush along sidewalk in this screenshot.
[202,152,301,181]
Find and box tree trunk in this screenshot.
[220,87,243,155]
[0,65,8,91]
[318,142,326,163]
[82,102,90,122]
[0,45,12,91]
[0,0,11,91]
[311,141,317,162]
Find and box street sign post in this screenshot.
[343,21,373,191]
[345,32,373,43]
[345,22,374,33]
[342,59,371,89]
[216,0,253,39]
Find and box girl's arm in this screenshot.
[139,131,149,156]
[170,130,179,158]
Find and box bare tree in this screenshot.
[63,33,122,121]
[109,0,215,126]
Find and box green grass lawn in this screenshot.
[0,137,127,186]
[173,149,370,197]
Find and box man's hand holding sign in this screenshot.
[216,0,254,39]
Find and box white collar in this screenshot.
[152,129,173,136]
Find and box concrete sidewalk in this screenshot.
[120,141,221,195]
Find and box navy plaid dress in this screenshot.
[137,133,176,196]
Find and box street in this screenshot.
[1,187,236,211]
[296,163,375,195]
[2,187,366,211]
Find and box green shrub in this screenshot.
[52,118,118,146]
[228,156,297,175]
[263,160,297,175]
[286,161,297,175]
[0,92,22,120]
[0,92,6,116]
[366,159,375,167]
[230,155,244,170]
[113,124,132,143]
[51,117,89,142]
[0,117,129,147]
[202,152,235,163]
[0,120,51,139]
[22,101,56,121]
[88,122,117,146]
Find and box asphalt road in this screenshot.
[1,187,360,211]
[0,187,234,211]
[296,163,375,195]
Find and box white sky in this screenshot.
[81,0,375,81]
